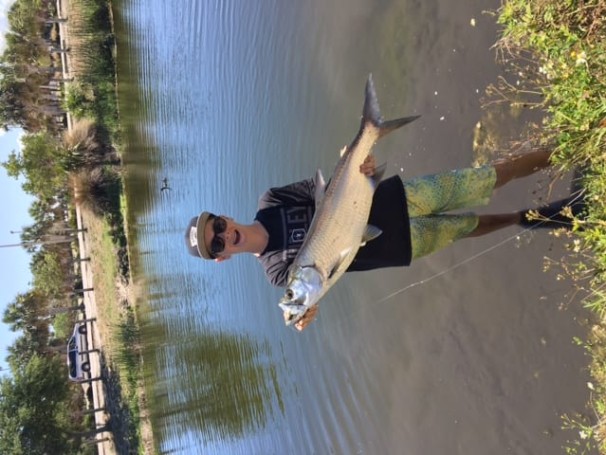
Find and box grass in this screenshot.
[59,0,154,452]
[79,206,152,453]
[492,1,606,453]
[78,210,119,354]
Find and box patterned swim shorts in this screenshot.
[403,165,497,259]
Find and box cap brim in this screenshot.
[185,211,213,259]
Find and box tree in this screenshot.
[6,334,41,372]
[1,132,68,198]
[31,250,71,297]
[2,291,45,333]
[0,355,74,455]
[3,291,50,368]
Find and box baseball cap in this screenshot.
[185,211,213,259]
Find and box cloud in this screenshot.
[0,0,17,51]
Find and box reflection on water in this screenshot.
[113,0,595,453]
[145,320,281,447]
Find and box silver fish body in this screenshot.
[279,74,419,327]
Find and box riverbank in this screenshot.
[57,0,155,452]
[494,1,606,453]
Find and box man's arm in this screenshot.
[258,178,316,209]
[259,156,374,210]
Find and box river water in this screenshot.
[112,0,595,454]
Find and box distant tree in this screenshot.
[26,199,56,233]
[0,354,74,455]
[2,132,67,198]
[31,250,71,297]
[3,291,50,365]
[6,333,41,372]
[7,0,44,40]
[0,0,69,132]
[0,80,28,130]
[2,291,45,333]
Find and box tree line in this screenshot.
[0,0,120,453]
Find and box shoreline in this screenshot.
[57,0,154,452]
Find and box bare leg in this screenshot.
[493,148,552,189]
[465,213,521,238]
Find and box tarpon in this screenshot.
[279,74,419,327]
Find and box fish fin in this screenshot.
[360,224,382,246]
[363,74,382,127]
[371,163,387,186]
[339,145,347,157]
[377,115,421,140]
[362,73,420,139]
[327,248,354,279]
[314,169,326,208]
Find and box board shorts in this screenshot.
[403,165,497,259]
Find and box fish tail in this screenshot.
[362,73,420,139]
[362,74,383,127]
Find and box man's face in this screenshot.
[203,215,244,261]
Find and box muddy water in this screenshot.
[114,0,595,453]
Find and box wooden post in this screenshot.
[71,287,94,296]
[73,257,91,263]
[45,18,68,24]
[83,436,111,446]
[78,376,103,385]
[82,407,106,416]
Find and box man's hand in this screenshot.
[294,304,319,332]
[360,154,376,176]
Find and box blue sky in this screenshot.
[0,0,33,373]
[0,130,32,373]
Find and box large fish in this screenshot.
[279,74,419,327]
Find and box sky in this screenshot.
[0,0,32,374]
[0,0,10,39]
[0,130,32,373]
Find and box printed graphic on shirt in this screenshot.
[290,228,306,243]
[282,206,314,261]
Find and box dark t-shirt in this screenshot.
[255,175,412,287]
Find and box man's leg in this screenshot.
[465,213,521,238]
[465,148,555,236]
[493,147,552,188]
[406,148,556,257]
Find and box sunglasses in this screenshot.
[209,216,227,258]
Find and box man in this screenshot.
[185,148,578,329]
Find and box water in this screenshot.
[113,0,595,453]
